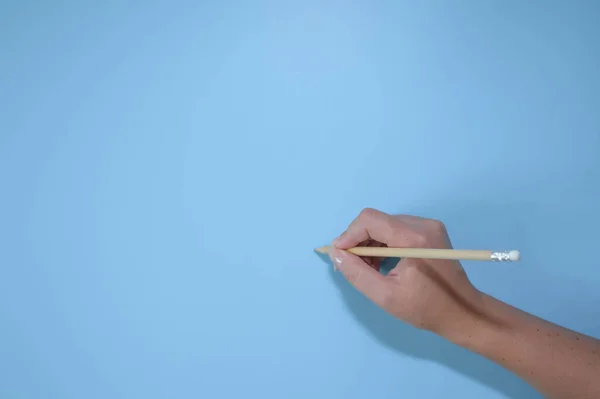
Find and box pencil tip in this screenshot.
[314,246,330,254]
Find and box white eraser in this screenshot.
[508,250,520,261]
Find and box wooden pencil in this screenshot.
[314,246,520,262]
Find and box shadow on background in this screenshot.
[324,200,544,399]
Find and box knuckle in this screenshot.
[403,263,421,279]
[346,268,362,286]
[428,219,447,233]
[401,262,430,283]
[359,207,378,219]
[410,232,428,247]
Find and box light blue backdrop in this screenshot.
[1,1,599,398]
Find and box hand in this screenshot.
[329,208,483,338]
[330,208,600,398]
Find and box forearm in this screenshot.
[447,293,600,398]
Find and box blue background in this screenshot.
[1,1,599,398]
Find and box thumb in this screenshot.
[329,248,391,307]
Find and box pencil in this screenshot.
[314,246,520,262]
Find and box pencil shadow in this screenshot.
[325,200,543,399]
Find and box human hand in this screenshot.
[329,208,484,339]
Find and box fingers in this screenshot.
[329,248,391,307]
[333,208,399,249]
[363,239,385,272]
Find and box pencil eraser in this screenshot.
[508,250,520,261]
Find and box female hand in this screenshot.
[329,208,484,338]
[330,208,600,398]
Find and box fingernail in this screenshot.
[332,236,341,247]
[328,248,343,271]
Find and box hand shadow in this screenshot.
[321,201,543,399]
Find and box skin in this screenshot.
[328,208,600,399]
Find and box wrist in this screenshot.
[436,292,505,351]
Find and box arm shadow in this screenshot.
[329,269,540,398]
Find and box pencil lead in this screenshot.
[314,246,329,254]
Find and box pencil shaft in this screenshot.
[346,247,493,260]
[315,246,519,261]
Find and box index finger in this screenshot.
[333,208,403,249]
